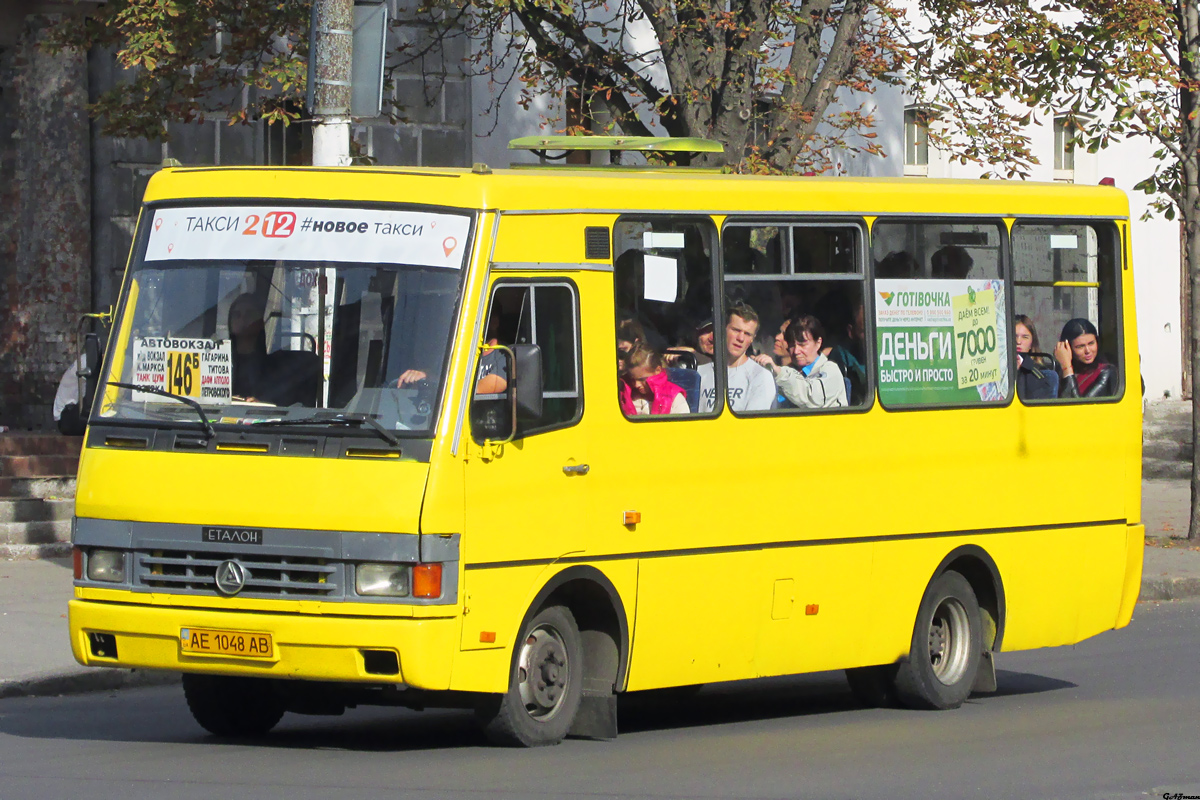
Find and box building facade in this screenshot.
[0,1,474,429]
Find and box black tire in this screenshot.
[844,664,900,708]
[894,570,983,710]
[478,605,583,747]
[182,673,286,737]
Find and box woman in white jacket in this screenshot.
[752,314,847,409]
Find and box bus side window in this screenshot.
[613,217,718,418]
[870,219,1010,408]
[721,222,870,412]
[471,282,582,442]
[1011,222,1122,402]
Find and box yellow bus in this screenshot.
[68,140,1143,746]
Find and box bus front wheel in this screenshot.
[478,604,583,747]
[894,570,983,710]
[181,673,286,737]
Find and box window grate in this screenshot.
[585,227,611,260]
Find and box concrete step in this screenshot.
[0,477,75,500]
[1145,440,1194,461]
[1144,399,1190,422]
[0,518,71,546]
[1144,457,1192,480]
[1144,428,1193,448]
[0,455,79,479]
[0,434,83,457]
[0,498,73,524]
[1144,401,1195,473]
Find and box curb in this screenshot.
[0,542,72,560]
[1140,576,1200,602]
[0,577,1190,702]
[0,667,180,700]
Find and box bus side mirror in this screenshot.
[512,343,543,420]
[469,343,543,444]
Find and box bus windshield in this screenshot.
[94,204,472,438]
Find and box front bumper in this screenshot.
[69,599,460,690]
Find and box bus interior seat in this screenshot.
[261,350,321,407]
[667,367,701,413]
[665,348,698,370]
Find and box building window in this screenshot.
[1053,116,1076,181]
[904,108,929,176]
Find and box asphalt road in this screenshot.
[2,601,1199,800]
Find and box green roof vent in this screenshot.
[507,135,724,169]
[508,135,724,155]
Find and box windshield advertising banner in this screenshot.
[875,279,1010,405]
[144,206,470,269]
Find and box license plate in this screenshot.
[180,627,274,659]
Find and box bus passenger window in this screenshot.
[870,220,1010,408]
[471,282,581,441]
[613,217,718,418]
[1011,222,1122,402]
[722,222,870,412]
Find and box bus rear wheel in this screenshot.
[478,604,583,747]
[182,673,285,737]
[894,571,983,710]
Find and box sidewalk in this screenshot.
[1140,479,1200,600]
[0,557,176,699]
[2,480,1199,701]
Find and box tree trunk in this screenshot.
[1180,1,1200,540]
[1188,176,1200,539]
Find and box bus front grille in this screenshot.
[135,550,340,598]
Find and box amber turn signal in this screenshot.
[413,563,443,598]
[805,604,819,616]
[623,510,641,525]
[479,631,497,643]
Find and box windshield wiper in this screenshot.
[108,382,215,439]
[246,412,400,447]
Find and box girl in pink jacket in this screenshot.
[619,343,689,416]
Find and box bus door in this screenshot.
[460,279,589,649]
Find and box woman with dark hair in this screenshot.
[1014,314,1057,400]
[1054,318,1117,398]
[751,314,847,409]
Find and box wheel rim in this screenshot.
[516,623,571,722]
[927,596,971,686]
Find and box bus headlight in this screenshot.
[355,563,410,597]
[87,549,126,583]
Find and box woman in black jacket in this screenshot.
[1055,318,1117,398]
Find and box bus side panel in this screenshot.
[449,561,638,694]
[1116,523,1144,628]
[625,551,764,690]
[752,542,876,676]
[1121,220,1143,529]
[987,529,1086,652]
[985,523,1127,653]
[1075,523,1129,640]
